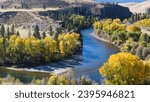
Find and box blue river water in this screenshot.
[0,0,143,84]
[70,28,119,84]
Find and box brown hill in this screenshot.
[120,0,150,14]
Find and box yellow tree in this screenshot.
[100,52,145,85]
[94,21,103,30]
[127,25,141,32]
[43,36,57,61]
[58,33,80,56]
[113,18,121,24]
[144,59,150,84]
[48,75,69,85]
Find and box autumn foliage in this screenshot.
[100,52,145,85]
[0,33,81,66]
[127,25,141,32]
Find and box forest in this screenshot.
[0,0,150,85]
[94,18,150,85]
[0,31,81,66]
[94,18,150,60]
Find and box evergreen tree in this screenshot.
[16,31,20,36]
[28,29,31,38]
[49,25,53,36]
[42,31,46,39]
[6,27,10,37]
[1,5,4,9]
[33,25,41,39]
[11,25,15,34]
[43,3,46,9]
[0,24,5,37]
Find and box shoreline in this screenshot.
[0,66,72,75]
[0,28,120,77]
[90,32,121,49]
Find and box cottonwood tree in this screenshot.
[100,52,145,85]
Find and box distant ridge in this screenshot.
[120,0,150,13]
[0,0,93,8]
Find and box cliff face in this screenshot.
[90,3,132,19]
[0,3,132,30]
[39,3,132,20]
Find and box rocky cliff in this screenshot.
[39,3,132,20]
[0,2,132,31]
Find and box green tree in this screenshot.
[6,27,10,37]
[0,24,5,37]
[1,5,4,9]
[43,3,46,9]
[42,31,46,39]
[16,31,20,36]
[33,25,41,39]
[28,29,32,38]
[0,37,5,65]
[48,75,69,85]
[11,25,15,34]
[49,25,53,36]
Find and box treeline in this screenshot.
[47,12,96,32]
[94,18,150,60]
[0,24,20,37]
[135,19,150,27]
[129,13,150,22]
[0,75,92,85]
[0,33,81,66]
[100,52,150,85]
[63,14,86,33]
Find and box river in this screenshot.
[0,28,119,84]
[2,0,144,84]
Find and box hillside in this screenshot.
[0,1,132,38]
[120,0,150,13]
[0,0,69,8]
[0,3,132,25]
[0,0,93,8]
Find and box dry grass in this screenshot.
[120,0,150,13]
[0,7,59,13]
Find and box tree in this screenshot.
[0,37,5,65]
[48,75,69,85]
[6,27,10,37]
[49,25,53,36]
[11,25,15,34]
[28,29,32,38]
[127,25,141,32]
[43,3,46,9]
[33,25,41,39]
[136,46,143,59]
[1,5,4,9]
[144,59,150,84]
[100,52,145,85]
[16,31,20,36]
[0,24,5,37]
[58,33,80,56]
[79,76,92,85]
[42,31,46,39]
[67,14,85,32]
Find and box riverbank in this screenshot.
[0,28,119,84]
[0,66,72,76]
[91,32,121,49]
